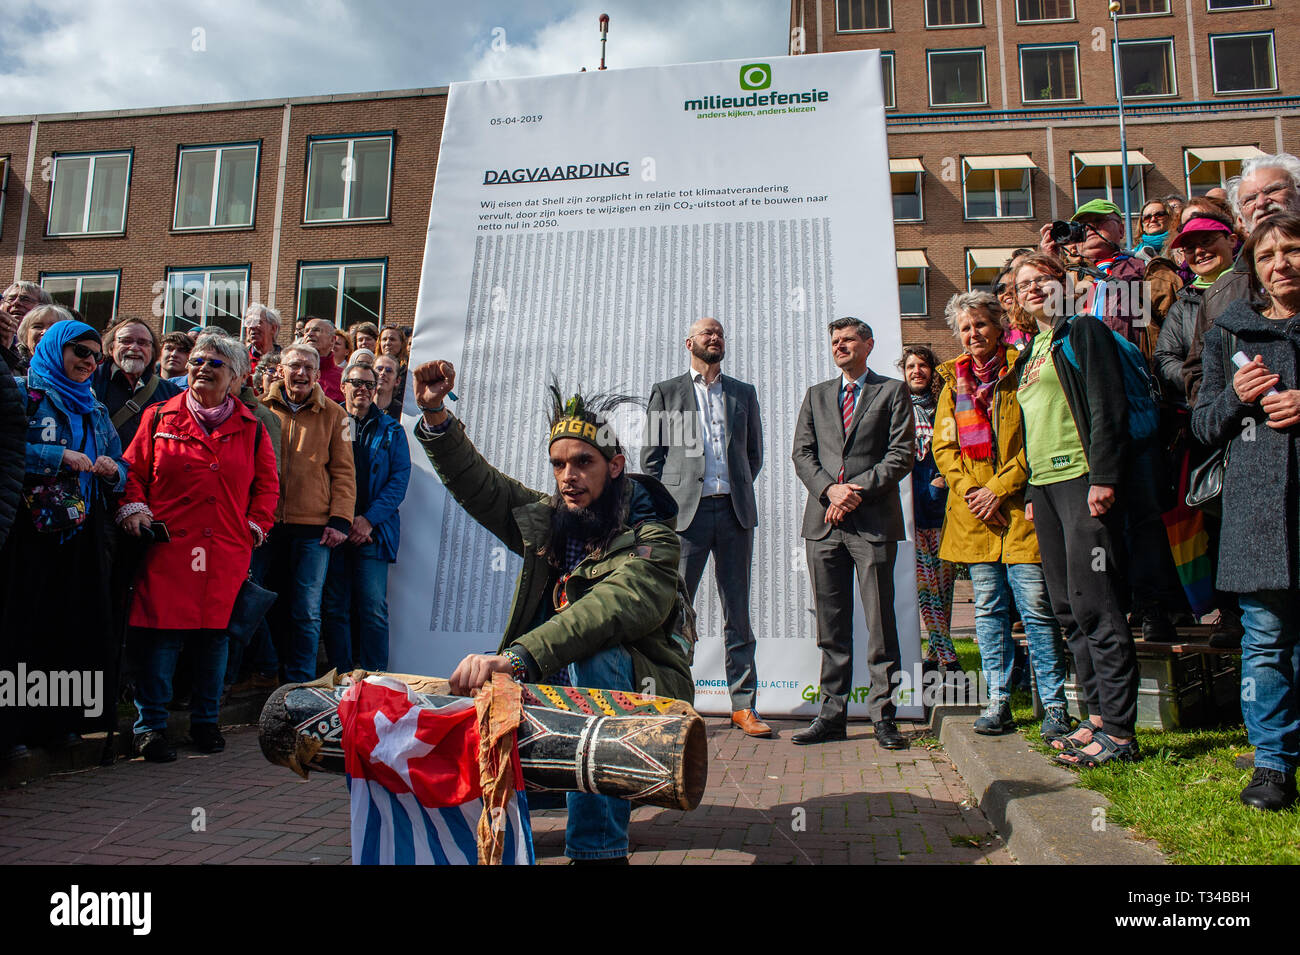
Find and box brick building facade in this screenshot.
[2,0,1297,357]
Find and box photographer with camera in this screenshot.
[1040,200,1186,644]
[1039,199,1180,363]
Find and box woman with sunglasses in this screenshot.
[1010,253,1141,768]
[0,321,126,758]
[117,331,279,762]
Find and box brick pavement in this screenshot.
[0,705,1012,865]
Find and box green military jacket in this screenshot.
[415,415,695,703]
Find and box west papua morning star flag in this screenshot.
[339,675,534,865]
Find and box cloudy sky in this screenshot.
[1,0,790,115]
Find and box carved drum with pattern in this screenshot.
[258,672,708,811]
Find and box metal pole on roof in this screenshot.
[599,14,609,70]
[1110,2,1134,249]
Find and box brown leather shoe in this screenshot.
[731,709,773,737]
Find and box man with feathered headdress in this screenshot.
[410,359,694,863]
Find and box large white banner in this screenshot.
[390,51,922,719]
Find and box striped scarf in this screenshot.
[953,350,1007,460]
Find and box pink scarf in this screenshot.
[186,390,238,432]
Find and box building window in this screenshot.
[891,160,924,220]
[46,151,131,236]
[174,143,259,230]
[1020,45,1080,102]
[1117,39,1177,97]
[928,50,987,106]
[1071,152,1149,225]
[963,156,1034,219]
[164,267,249,335]
[1210,33,1277,94]
[1208,0,1269,8]
[0,157,8,239]
[1117,0,1170,13]
[1185,146,1265,197]
[304,134,393,224]
[40,272,120,331]
[837,0,891,31]
[297,261,386,328]
[926,0,983,27]
[966,249,1020,292]
[881,53,896,108]
[1016,0,1075,22]
[897,253,930,315]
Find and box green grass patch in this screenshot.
[949,637,1300,864]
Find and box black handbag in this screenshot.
[226,575,277,648]
[1184,330,1238,516]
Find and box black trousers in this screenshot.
[1029,477,1139,738]
[678,496,758,711]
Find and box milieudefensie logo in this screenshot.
[684,62,829,113]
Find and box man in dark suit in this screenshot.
[791,318,914,748]
[642,317,768,736]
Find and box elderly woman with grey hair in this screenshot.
[931,291,1071,740]
[15,304,73,369]
[118,331,279,762]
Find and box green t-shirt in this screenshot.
[1017,330,1088,486]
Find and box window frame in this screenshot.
[1209,31,1278,95]
[44,148,133,238]
[835,0,893,33]
[1115,37,1178,99]
[1070,155,1147,227]
[1018,43,1082,104]
[0,156,8,240]
[1015,0,1076,23]
[303,132,395,225]
[891,166,924,222]
[38,269,122,330]
[965,251,1009,294]
[172,140,262,232]
[927,48,989,108]
[163,264,251,334]
[962,160,1034,221]
[925,0,984,29]
[881,52,897,109]
[1183,147,1261,198]
[1207,0,1270,9]
[295,258,389,329]
[897,265,928,316]
[1116,0,1172,16]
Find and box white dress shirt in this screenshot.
[691,369,731,496]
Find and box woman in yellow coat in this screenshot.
[931,291,1070,739]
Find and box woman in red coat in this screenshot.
[118,331,279,762]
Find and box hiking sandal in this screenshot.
[1053,729,1141,768]
[1049,722,1097,751]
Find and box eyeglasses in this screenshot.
[344,378,376,391]
[1141,211,1168,222]
[1015,276,1058,295]
[68,342,106,363]
[2,294,38,306]
[1240,181,1293,211]
[187,356,227,369]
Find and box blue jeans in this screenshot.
[1238,590,1300,774]
[133,629,228,734]
[564,645,635,861]
[322,544,391,673]
[968,562,1068,709]
[254,536,333,684]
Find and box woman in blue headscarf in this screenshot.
[0,321,125,758]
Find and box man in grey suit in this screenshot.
[642,318,769,737]
[791,317,914,748]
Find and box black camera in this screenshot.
[1050,220,1087,246]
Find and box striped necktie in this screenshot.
[838,381,856,481]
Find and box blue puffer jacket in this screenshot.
[19,370,127,495]
[353,406,411,562]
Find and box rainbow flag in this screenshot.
[1162,450,1214,617]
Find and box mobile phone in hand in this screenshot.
[150,521,171,543]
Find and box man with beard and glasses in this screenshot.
[642,317,767,737]
[94,316,183,446]
[411,359,694,864]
